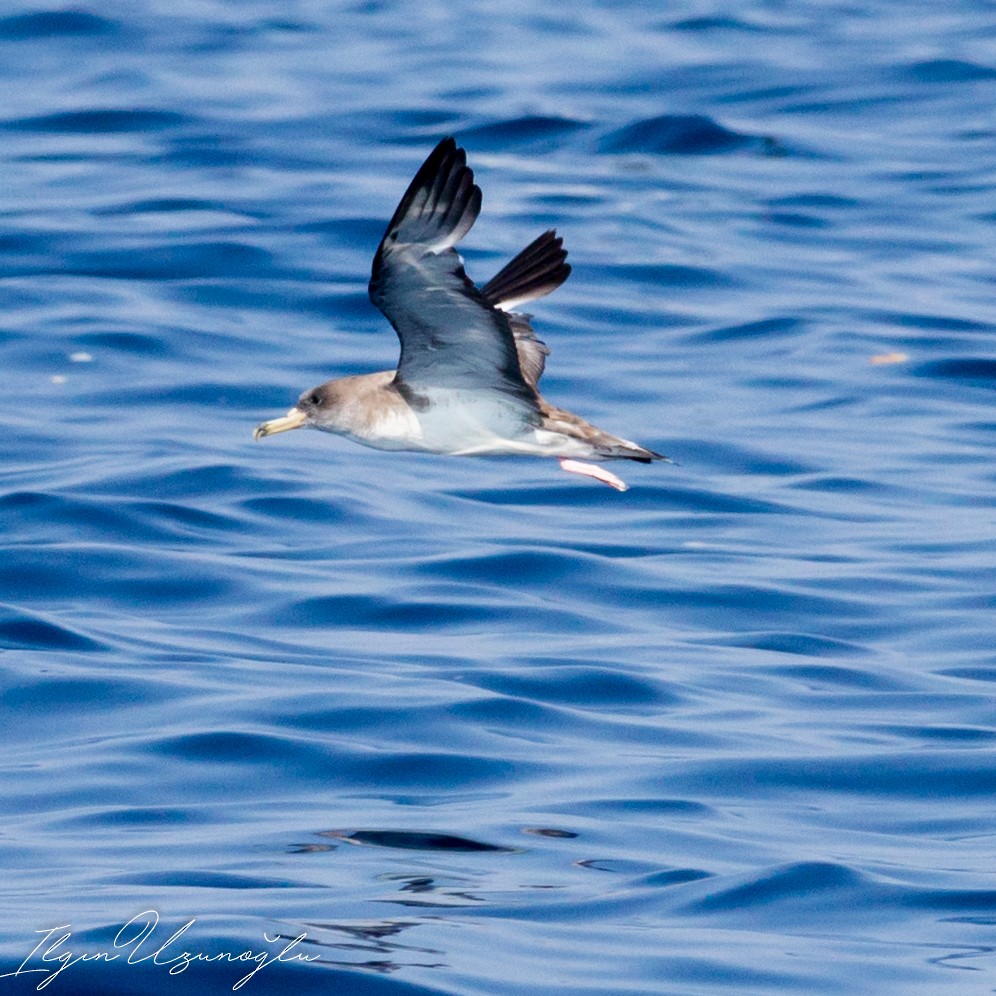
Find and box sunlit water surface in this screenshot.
[2,2,996,994]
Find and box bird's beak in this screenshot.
[253,407,307,440]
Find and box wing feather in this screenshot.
[368,138,536,408]
[481,230,571,312]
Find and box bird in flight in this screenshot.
[254,137,666,491]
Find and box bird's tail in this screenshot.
[541,403,668,463]
[595,438,669,464]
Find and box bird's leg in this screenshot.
[558,458,629,492]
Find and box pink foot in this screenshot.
[559,458,629,492]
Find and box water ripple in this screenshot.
[599,113,757,155]
[3,3,996,994]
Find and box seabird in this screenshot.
[254,137,666,491]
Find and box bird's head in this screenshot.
[254,376,393,441]
[252,383,332,440]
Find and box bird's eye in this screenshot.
[307,390,322,406]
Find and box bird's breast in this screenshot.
[344,403,426,451]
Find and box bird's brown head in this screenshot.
[254,379,374,440]
[252,383,330,440]
[254,372,401,442]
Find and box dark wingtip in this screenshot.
[481,229,572,308]
[376,136,480,252]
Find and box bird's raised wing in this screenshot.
[368,138,536,408]
[481,229,570,392]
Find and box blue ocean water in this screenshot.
[2,1,996,993]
